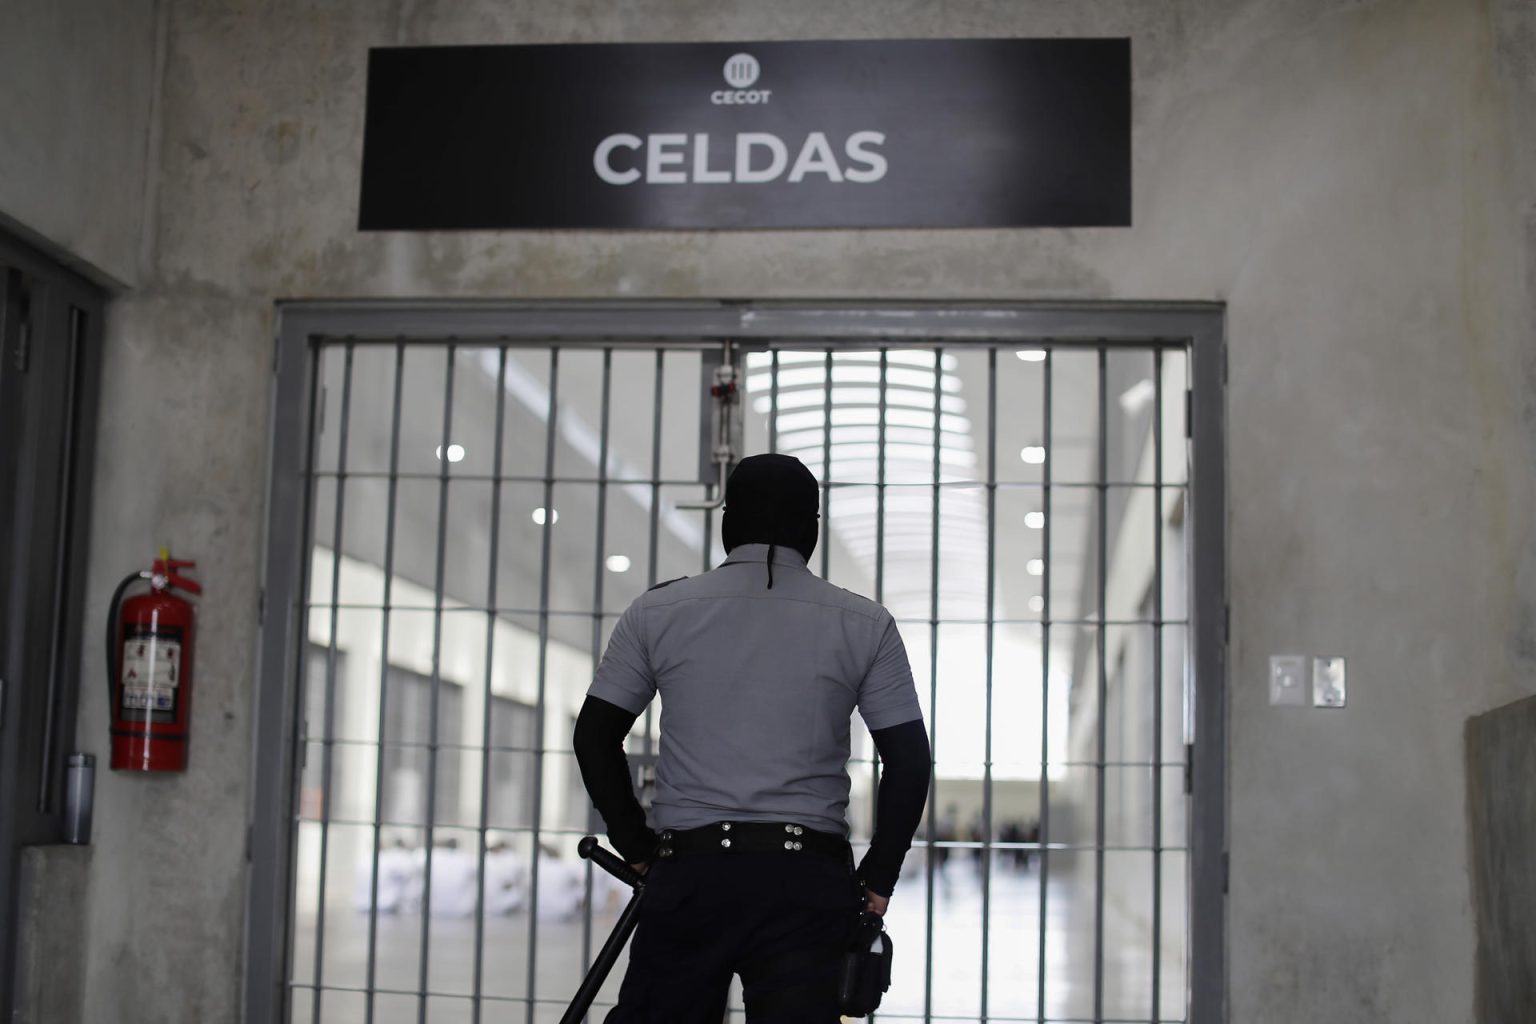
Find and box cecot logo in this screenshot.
[712,52,770,105]
[723,53,759,87]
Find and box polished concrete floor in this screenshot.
[290,848,1186,1024]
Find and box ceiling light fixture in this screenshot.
[434,443,466,463]
[1020,445,1046,465]
[1027,558,1044,576]
[1028,595,1045,613]
[532,507,559,526]
[1025,511,1046,530]
[1016,350,1047,362]
[605,554,631,573]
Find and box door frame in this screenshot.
[245,300,1227,1023]
[0,229,106,1018]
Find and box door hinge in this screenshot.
[1183,742,1194,795]
[1184,389,1193,439]
[1222,851,1230,894]
[257,587,265,624]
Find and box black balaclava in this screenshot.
[721,453,820,588]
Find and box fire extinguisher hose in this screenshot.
[105,571,152,708]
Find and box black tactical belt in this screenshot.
[655,821,851,863]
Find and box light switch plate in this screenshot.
[1269,655,1308,706]
[1313,656,1347,708]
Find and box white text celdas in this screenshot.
[593,131,888,185]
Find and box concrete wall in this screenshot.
[0,0,163,286]
[13,847,88,1024]
[9,0,1533,1021]
[1465,695,1536,1022]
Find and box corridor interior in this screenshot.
[285,340,1192,1023]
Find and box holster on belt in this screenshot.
[837,910,893,1017]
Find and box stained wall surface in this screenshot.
[0,0,161,286]
[3,0,1534,1022]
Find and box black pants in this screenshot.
[605,851,862,1023]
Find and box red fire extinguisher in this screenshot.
[106,549,201,772]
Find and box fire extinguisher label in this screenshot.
[121,626,183,723]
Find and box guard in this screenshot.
[573,453,931,1023]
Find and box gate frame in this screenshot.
[245,300,1227,1024]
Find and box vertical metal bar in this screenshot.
[864,348,887,1024]
[271,336,323,1024]
[1188,324,1229,1024]
[643,351,663,754]
[821,349,833,579]
[702,418,716,577]
[923,347,941,1024]
[1151,347,1165,1023]
[525,349,560,1024]
[364,341,406,1022]
[310,341,355,1022]
[875,349,887,606]
[768,349,779,455]
[980,347,997,1021]
[1036,348,1053,1024]
[1093,345,1109,1024]
[273,336,324,1023]
[871,348,886,858]
[418,346,459,1024]
[702,337,731,569]
[471,347,510,1024]
[580,347,614,1021]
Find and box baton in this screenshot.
[558,836,648,1024]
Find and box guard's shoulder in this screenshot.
[829,583,888,621]
[647,576,689,592]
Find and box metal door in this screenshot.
[0,231,105,1019]
[249,303,1226,1024]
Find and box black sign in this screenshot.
[359,39,1130,230]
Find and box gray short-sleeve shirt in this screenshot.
[587,543,924,836]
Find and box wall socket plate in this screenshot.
[1313,656,1347,708]
[1269,655,1308,706]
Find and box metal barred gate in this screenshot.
[248,303,1226,1024]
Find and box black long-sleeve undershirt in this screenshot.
[856,717,931,897]
[572,695,931,896]
[572,695,659,864]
